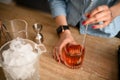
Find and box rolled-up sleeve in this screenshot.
[98,16,120,37]
[48,0,67,18]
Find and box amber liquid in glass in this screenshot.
[61,44,85,69]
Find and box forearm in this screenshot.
[54,15,71,37]
[48,0,67,19]
[48,0,71,36]
[110,2,120,19]
[54,15,67,26]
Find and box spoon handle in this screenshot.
[82,24,88,47]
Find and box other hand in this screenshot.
[83,5,113,29]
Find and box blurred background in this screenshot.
[0,0,51,13]
[0,0,120,38]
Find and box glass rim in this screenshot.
[63,44,85,57]
[3,19,28,31]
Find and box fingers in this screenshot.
[90,5,109,17]
[92,21,111,29]
[86,10,111,24]
[83,5,112,29]
[53,47,62,63]
[53,47,57,61]
[53,41,65,63]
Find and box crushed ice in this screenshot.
[2,38,39,80]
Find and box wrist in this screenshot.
[110,8,116,19]
[110,3,120,19]
[56,25,70,37]
[60,29,71,37]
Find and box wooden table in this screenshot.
[0,3,120,80]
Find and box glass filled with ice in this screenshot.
[0,38,46,80]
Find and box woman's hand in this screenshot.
[83,5,113,29]
[53,30,77,62]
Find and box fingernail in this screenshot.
[87,14,90,18]
[82,21,86,25]
[92,26,96,29]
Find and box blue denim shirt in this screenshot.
[48,0,120,38]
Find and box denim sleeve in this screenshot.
[100,0,120,37]
[48,0,67,18]
[99,16,120,37]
